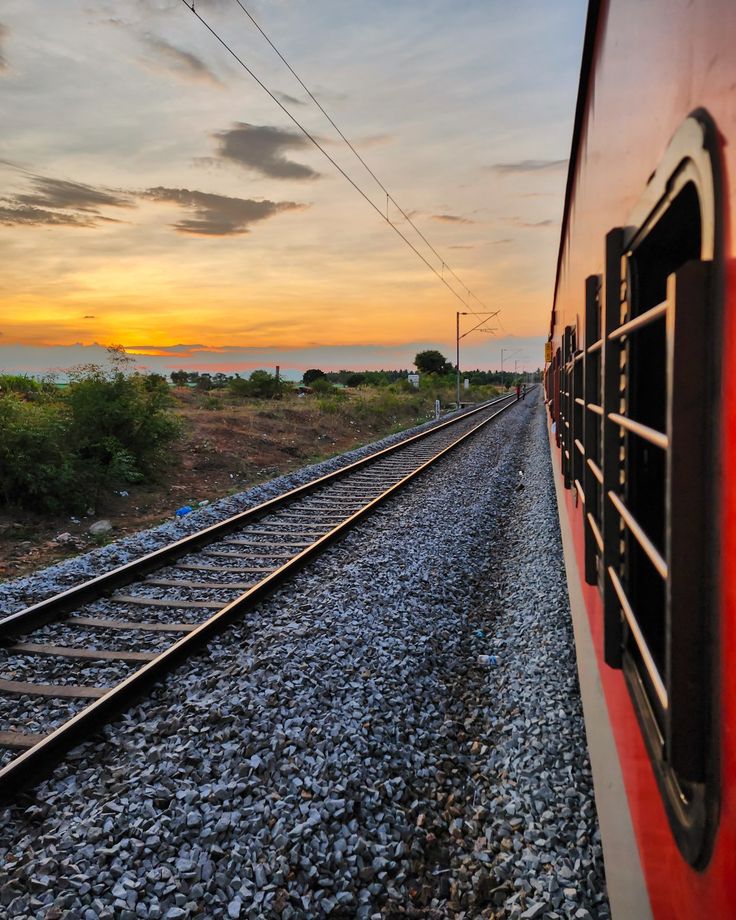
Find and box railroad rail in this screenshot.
[0,390,531,796]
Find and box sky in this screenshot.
[0,0,587,377]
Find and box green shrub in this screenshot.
[310,377,336,395]
[67,372,180,498]
[0,374,41,395]
[316,396,343,414]
[0,395,78,511]
[0,371,180,512]
[228,377,251,397]
[228,370,285,399]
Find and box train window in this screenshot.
[601,113,722,866]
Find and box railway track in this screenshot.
[0,391,528,796]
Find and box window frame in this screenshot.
[598,111,724,867]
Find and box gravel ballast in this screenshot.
[0,391,610,919]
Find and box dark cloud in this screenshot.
[274,91,307,107]
[214,123,320,180]
[16,176,132,212]
[489,159,568,174]
[0,173,129,228]
[127,343,207,352]
[505,217,555,229]
[0,23,8,73]
[0,205,96,228]
[83,315,96,319]
[140,34,222,87]
[142,186,305,236]
[430,213,474,224]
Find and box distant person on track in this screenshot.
[515,383,521,401]
[522,384,527,400]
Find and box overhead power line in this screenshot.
[179,0,496,318]
[230,0,489,316]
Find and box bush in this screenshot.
[303,368,326,386]
[310,377,336,395]
[67,372,179,496]
[228,370,284,399]
[0,371,180,512]
[248,370,283,398]
[0,374,56,399]
[0,396,78,511]
[228,377,251,397]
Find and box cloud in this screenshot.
[448,244,476,250]
[0,205,97,228]
[274,91,307,107]
[139,34,222,87]
[0,173,133,228]
[83,315,96,319]
[489,238,513,245]
[430,213,474,224]
[0,23,8,73]
[214,123,320,180]
[488,159,568,174]
[141,186,305,236]
[505,217,555,229]
[16,176,132,212]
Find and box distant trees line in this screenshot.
[169,351,541,395]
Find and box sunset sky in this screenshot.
[0,0,586,376]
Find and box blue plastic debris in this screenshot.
[175,505,193,517]
[474,629,485,638]
[477,654,499,668]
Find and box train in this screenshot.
[545,0,736,916]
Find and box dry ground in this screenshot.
[0,387,446,581]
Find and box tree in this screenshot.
[228,369,286,399]
[170,370,188,387]
[303,368,326,386]
[345,373,365,387]
[414,350,452,375]
[310,377,334,394]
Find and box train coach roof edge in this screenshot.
[550,0,603,340]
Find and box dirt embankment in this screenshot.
[0,388,441,580]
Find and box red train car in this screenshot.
[547,1,736,916]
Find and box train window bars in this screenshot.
[600,112,722,866]
[559,326,576,489]
[582,276,603,585]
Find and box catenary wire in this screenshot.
[230,0,491,316]
[179,0,496,318]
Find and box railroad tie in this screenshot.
[65,617,195,633]
[223,540,313,549]
[110,594,223,610]
[7,642,157,664]
[0,679,107,699]
[204,550,292,561]
[144,577,254,590]
[176,563,272,575]
[0,730,49,750]
[234,530,325,538]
